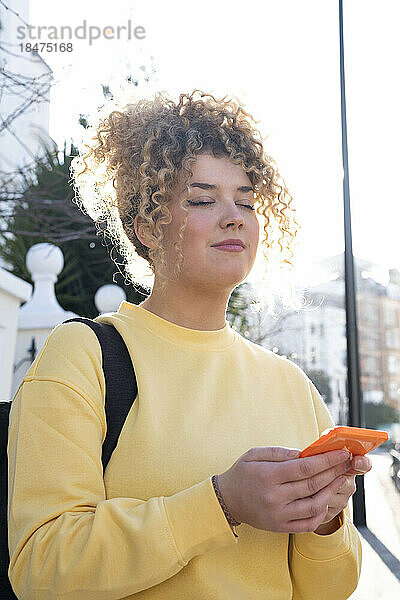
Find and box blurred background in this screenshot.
[0,1,399,596]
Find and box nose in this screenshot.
[219,201,245,229]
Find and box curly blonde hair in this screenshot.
[70,86,308,317]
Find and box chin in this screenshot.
[211,271,248,289]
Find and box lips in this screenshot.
[211,239,245,248]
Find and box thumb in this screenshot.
[246,446,301,462]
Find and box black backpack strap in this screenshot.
[62,317,137,473]
[0,402,16,599]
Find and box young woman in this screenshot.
[7,88,371,599]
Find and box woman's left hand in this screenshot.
[315,454,372,532]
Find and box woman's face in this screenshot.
[157,153,260,293]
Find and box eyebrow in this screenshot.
[189,182,254,193]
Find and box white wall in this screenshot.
[0,267,32,401]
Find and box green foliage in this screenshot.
[0,143,146,318]
[364,402,400,429]
[226,283,253,337]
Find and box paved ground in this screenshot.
[348,447,400,599]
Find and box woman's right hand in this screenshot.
[216,446,352,534]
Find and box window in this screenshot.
[388,355,400,374]
[386,329,400,349]
[385,308,397,327]
[364,355,380,375]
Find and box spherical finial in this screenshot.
[26,243,64,278]
[94,284,126,314]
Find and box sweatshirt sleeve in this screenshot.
[7,323,237,600]
[288,375,362,600]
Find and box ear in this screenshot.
[134,214,156,249]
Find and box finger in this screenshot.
[341,455,372,477]
[245,446,301,463]
[282,457,352,501]
[344,467,368,476]
[350,455,372,473]
[283,475,347,523]
[278,503,329,534]
[274,449,351,484]
[337,474,357,496]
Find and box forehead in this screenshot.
[189,153,251,184]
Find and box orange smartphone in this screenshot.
[299,426,389,458]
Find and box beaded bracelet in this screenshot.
[211,474,241,537]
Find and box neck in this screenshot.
[139,279,231,331]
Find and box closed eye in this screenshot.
[187,200,255,211]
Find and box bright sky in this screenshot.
[28,0,400,286]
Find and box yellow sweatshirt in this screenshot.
[7,301,362,600]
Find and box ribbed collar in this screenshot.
[117,301,236,351]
